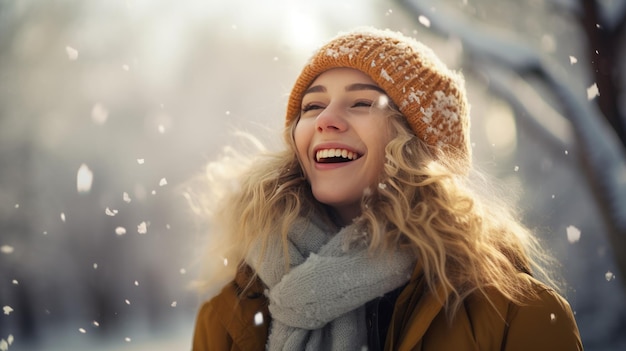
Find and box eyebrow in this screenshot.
[346,83,386,93]
[302,83,386,96]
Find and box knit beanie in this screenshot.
[286,27,471,168]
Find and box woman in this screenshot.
[191,27,583,350]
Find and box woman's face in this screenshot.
[294,68,393,225]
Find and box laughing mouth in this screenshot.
[315,148,361,163]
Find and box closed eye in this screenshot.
[302,103,325,113]
[352,100,373,108]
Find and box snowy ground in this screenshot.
[5,318,194,351]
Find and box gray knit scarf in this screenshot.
[247,216,415,351]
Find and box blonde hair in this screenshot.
[360,111,558,316]
[191,106,558,317]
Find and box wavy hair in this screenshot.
[359,110,559,317]
[191,103,558,317]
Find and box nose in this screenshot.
[314,104,348,133]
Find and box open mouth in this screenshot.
[315,148,361,163]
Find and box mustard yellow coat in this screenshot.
[192,264,583,351]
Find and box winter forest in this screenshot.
[0,0,625,350]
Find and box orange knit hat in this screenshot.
[286,27,471,167]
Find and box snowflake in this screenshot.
[3,306,13,315]
[566,225,581,243]
[137,221,147,234]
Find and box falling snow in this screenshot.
[1,335,13,350]
[91,103,109,125]
[77,164,93,193]
[137,221,148,234]
[566,225,581,243]
[587,83,599,100]
[418,15,431,28]
[3,306,13,315]
[65,46,78,60]
[376,95,390,109]
[0,337,11,351]
[254,311,264,326]
[2,4,623,351]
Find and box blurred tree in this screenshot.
[396,0,626,288]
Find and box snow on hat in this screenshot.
[286,27,471,168]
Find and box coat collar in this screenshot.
[233,263,266,298]
[387,262,452,351]
[211,263,269,350]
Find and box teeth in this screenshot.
[316,148,358,162]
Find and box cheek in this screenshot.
[293,122,312,160]
[368,125,393,169]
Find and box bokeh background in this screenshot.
[1,0,625,350]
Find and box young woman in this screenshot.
[191,27,583,351]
